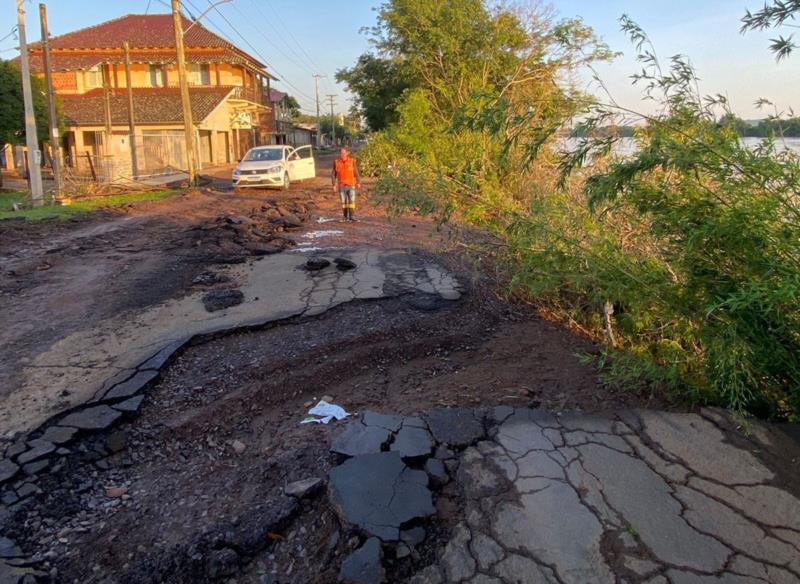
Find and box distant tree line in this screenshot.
[720,114,800,138]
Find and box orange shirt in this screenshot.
[334,156,358,187]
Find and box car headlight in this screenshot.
[267,166,282,174]
[232,169,241,177]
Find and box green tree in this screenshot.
[741,0,800,59]
[284,95,301,119]
[0,59,58,146]
[336,53,410,131]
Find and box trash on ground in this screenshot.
[301,400,350,424]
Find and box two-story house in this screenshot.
[27,13,275,177]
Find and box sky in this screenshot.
[2,0,797,119]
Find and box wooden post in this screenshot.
[123,42,138,178]
[39,3,62,197]
[85,151,97,182]
[171,0,198,185]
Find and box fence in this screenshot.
[63,130,188,184]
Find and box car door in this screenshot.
[287,146,316,181]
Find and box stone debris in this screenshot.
[328,452,434,541]
[390,425,434,459]
[22,459,50,476]
[105,486,128,498]
[334,257,357,270]
[105,431,127,453]
[40,425,78,445]
[16,482,41,499]
[424,458,449,487]
[0,537,22,559]
[202,289,245,312]
[284,477,323,499]
[340,537,385,584]
[424,408,485,448]
[362,411,404,432]
[230,440,247,455]
[306,257,331,271]
[0,459,20,484]
[331,423,391,457]
[58,405,122,431]
[103,369,159,401]
[16,439,55,465]
[112,395,145,414]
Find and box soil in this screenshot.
[0,159,674,583]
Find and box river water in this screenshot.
[560,137,800,157]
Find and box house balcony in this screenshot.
[229,86,268,110]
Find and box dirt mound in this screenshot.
[185,199,314,263]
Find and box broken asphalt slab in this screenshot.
[328,451,435,541]
[1,249,462,438]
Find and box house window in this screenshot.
[148,64,166,87]
[85,66,103,89]
[188,63,211,86]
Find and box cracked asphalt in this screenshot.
[4,168,800,584]
[1,246,461,438]
[421,407,800,584]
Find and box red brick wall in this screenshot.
[52,71,78,91]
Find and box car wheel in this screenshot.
[283,173,290,190]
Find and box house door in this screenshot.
[217,132,230,163]
[199,130,213,165]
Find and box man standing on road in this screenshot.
[332,147,361,222]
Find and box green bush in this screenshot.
[349,2,800,419]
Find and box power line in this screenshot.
[196,0,318,105]
[0,26,18,44]
[176,0,316,111]
[232,0,314,77]
[247,0,320,75]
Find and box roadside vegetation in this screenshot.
[0,189,179,221]
[340,0,800,419]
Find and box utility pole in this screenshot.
[123,42,138,178]
[39,3,61,197]
[313,74,325,148]
[326,94,337,147]
[102,64,112,150]
[17,0,43,205]
[171,0,198,185]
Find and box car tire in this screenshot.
[283,173,290,190]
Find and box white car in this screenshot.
[232,145,316,190]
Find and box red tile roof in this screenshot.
[60,86,234,126]
[31,13,266,70]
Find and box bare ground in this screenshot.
[1,163,674,583]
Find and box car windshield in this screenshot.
[243,148,282,162]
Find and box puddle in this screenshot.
[301,229,344,239]
[289,246,341,253]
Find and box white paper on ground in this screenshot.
[301,400,350,425]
